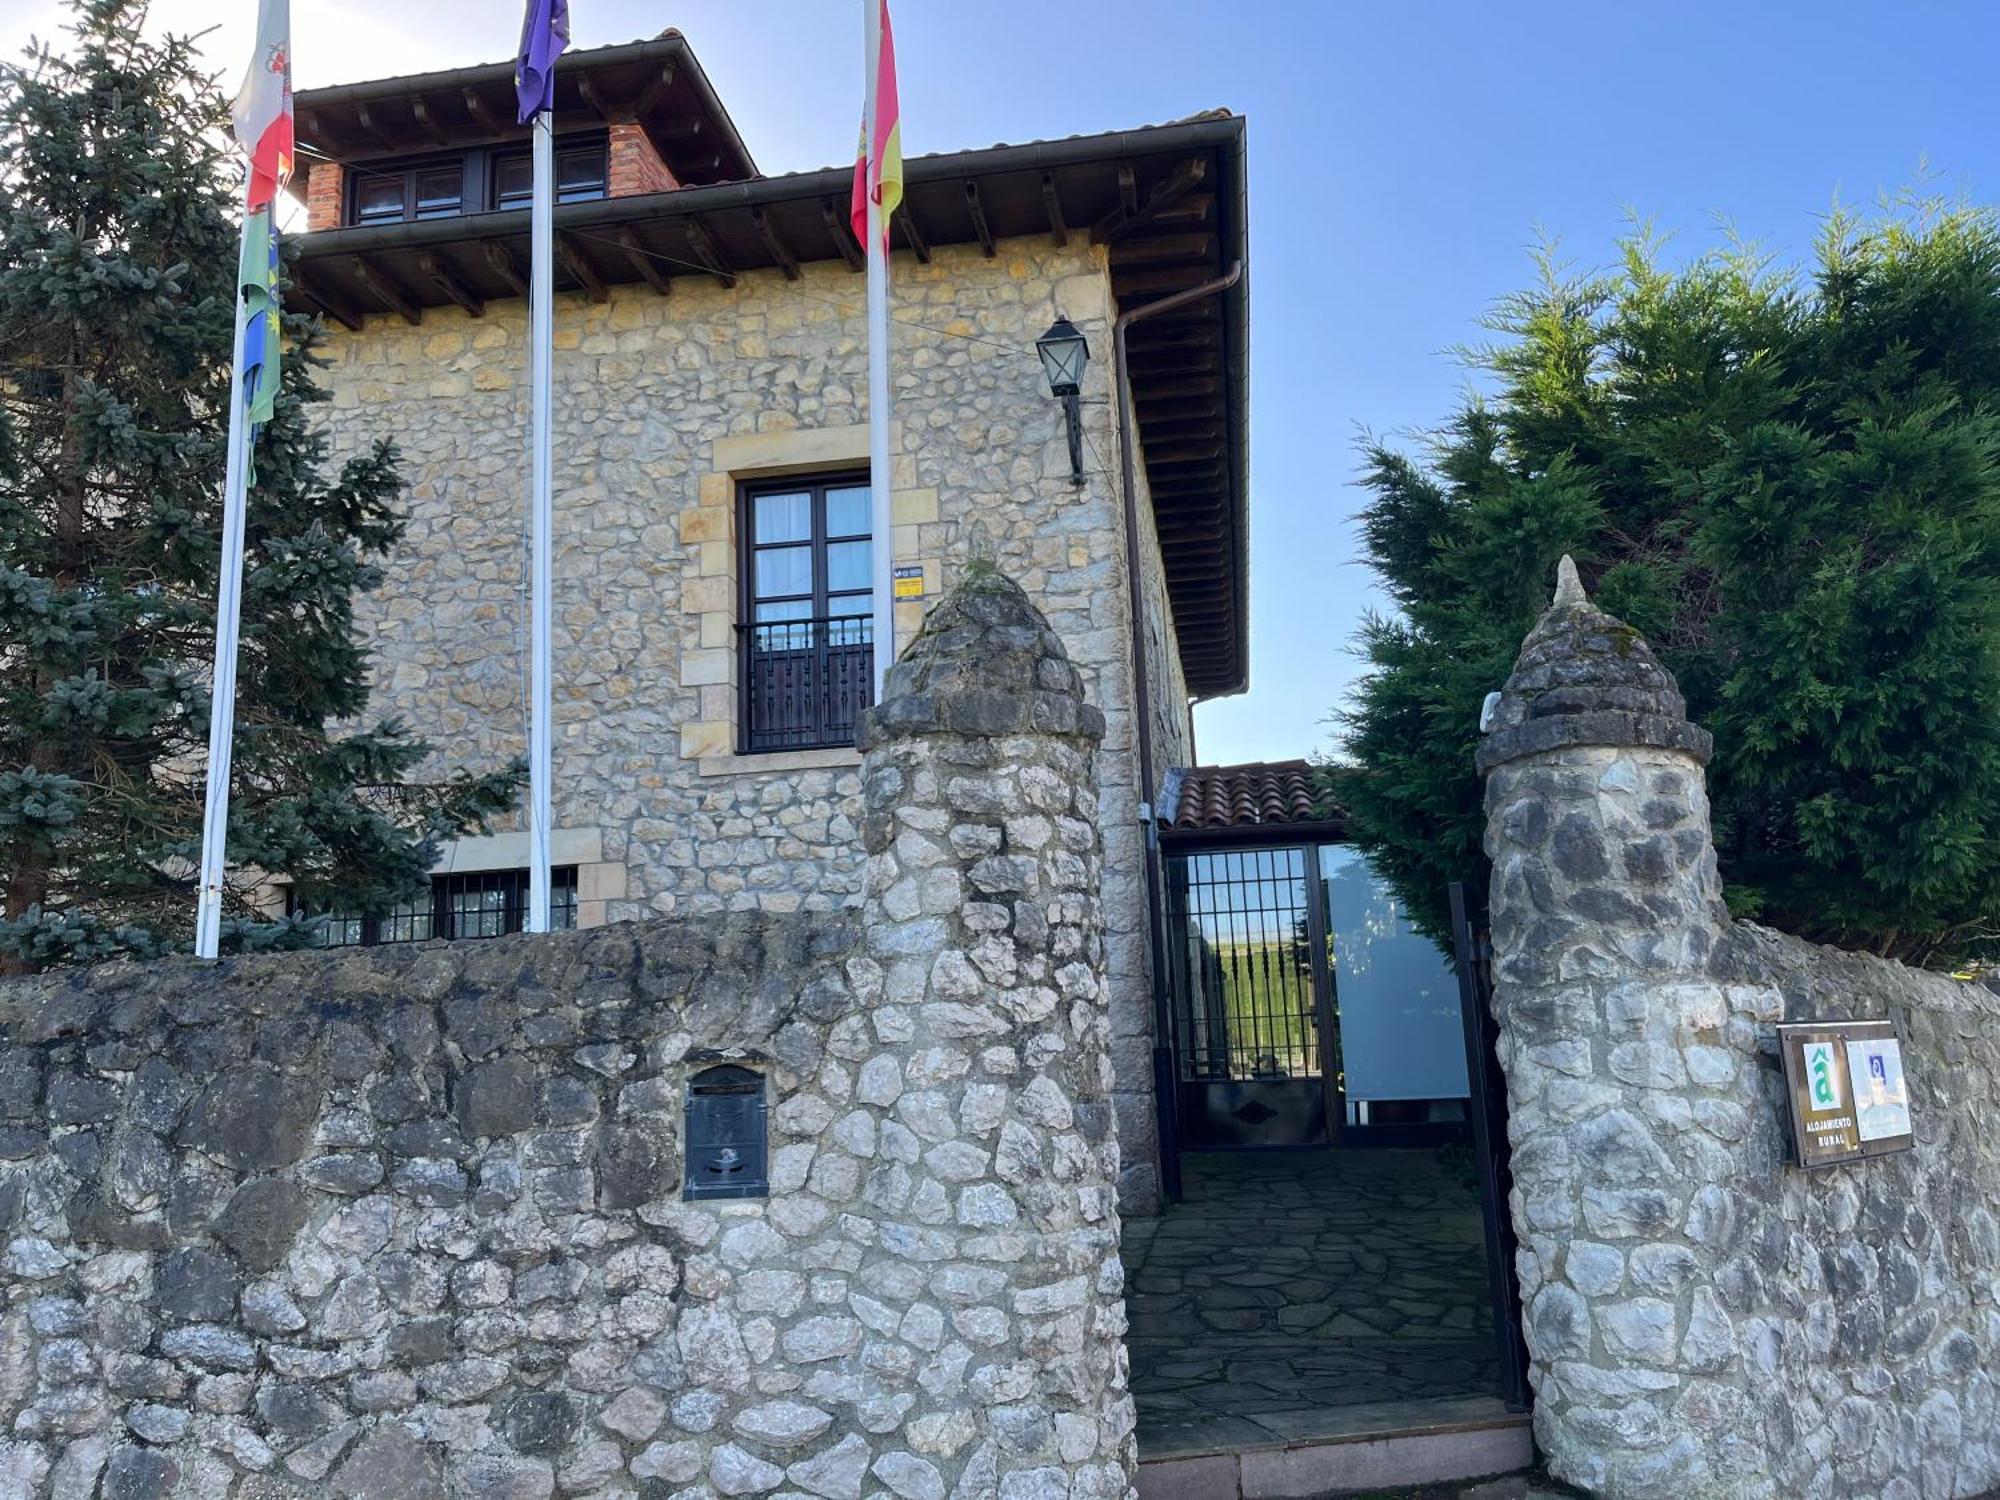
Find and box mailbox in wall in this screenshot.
[684,1064,769,1200]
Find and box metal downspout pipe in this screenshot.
[1113,259,1244,1205]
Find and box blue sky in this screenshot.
[693,1,2000,766]
[10,0,1991,766]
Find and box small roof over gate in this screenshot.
[1158,761,1336,835]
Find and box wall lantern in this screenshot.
[1036,315,1090,488]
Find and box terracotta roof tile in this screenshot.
[1158,761,1334,832]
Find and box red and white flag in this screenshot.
[230,0,294,211]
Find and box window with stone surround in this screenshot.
[738,472,875,753]
[294,867,577,946]
[341,136,607,226]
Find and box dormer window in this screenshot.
[340,136,608,227]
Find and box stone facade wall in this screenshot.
[0,569,1136,1500]
[315,236,1185,1211]
[1480,560,2000,1499]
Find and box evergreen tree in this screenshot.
[0,1,519,969]
[1342,202,2000,966]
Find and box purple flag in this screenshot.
[515,0,569,123]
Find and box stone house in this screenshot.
[278,31,1249,1214]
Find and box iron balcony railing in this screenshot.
[739,614,874,753]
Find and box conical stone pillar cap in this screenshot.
[857,560,1105,749]
[1476,555,1712,773]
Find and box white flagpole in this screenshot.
[195,235,256,960]
[526,110,554,933]
[864,0,894,704]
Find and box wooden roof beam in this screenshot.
[1128,322,1224,347]
[578,75,627,123]
[752,207,800,280]
[416,252,483,318]
[1135,398,1226,421]
[1133,378,1217,401]
[410,97,450,147]
[1133,363,1222,384]
[291,269,361,332]
[684,218,736,289]
[484,241,527,298]
[556,234,608,302]
[822,199,865,272]
[1149,193,1216,227]
[963,180,996,257]
[461,87,502,137]
[1118,266,1218,298]
[613,228,672,296]
[894,204,931,264]
[1094,156,1208,246]
[1111,232,1218,265]
[632,64,677,120]
[299,109,341,155]
[349,256,420,325]
[353,103,394,152]
[1040,172,1070,248]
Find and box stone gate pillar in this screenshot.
[852,558,1136,1500]
[1476,558,1732,1495]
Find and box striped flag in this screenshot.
[850,0,903,247]
[228,0,294,212]
[236,205,282,480]
[229,0,291,479]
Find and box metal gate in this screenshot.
[1448,880,1533,1412]
[1162,845,1338,1148]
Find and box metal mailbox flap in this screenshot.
[684,1064,768,1200]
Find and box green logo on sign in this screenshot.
[1805,1041,1841,1109]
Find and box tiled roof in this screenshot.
[1158,761,1334,832]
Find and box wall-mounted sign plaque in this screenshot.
[1776,1019,1914,1169]
[893,565,926,600]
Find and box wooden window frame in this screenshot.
[490,140,611,213]
[341,134,608,228]
[736,471,876,754]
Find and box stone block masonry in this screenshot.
[317,234,1182,1213]
[1480,558,2000,1499]
[0,567,1136,1499]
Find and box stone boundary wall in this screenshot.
[0,570,1135,1500]
[1480,560,2000,1499]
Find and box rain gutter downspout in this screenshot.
[1114,258,1243,1205]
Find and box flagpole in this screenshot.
[864,0,894,704]
[526,110,554,933]
[195,229,256,961]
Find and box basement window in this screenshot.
[294,866,578,946]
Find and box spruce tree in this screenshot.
[1342,204,2000,966]
[0,1,519,969]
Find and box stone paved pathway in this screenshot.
[1124,1148,1504,1458]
